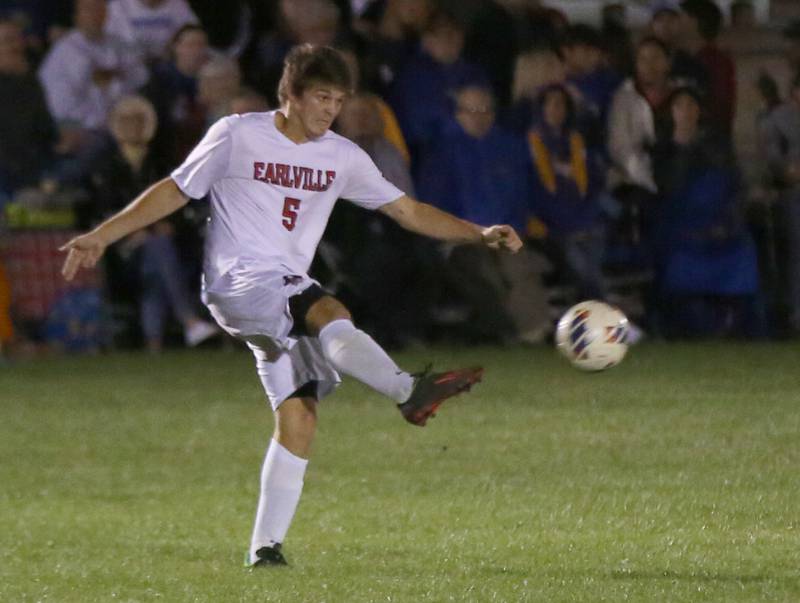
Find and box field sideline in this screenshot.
[2,343,799,602]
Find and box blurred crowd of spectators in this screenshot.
[2,0,800,357]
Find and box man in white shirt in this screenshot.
[61,44,522,567]
[105,0,199,62]
[38,0,148,141]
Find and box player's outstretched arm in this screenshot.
[60,177,190,281]
[379,195,523,253]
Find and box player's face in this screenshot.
[294,85,348,139]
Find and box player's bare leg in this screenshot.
[248,396,317,567]
[274,395,317,458]
[306,295,483,426]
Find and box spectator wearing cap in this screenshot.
[760,73,800,332]
[678,0,736,139]
[105,0,198,63]
[559,23,622,148]
[38,0,148,156]
[649,1,709,95]
[650,1,682,44]
[416,84,551,344]
[388,9,488,170]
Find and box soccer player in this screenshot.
[60,44,522,567]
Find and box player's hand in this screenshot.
[59,231,108,281]
[481,225,523,254]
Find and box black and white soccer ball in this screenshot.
[555,300,629,371]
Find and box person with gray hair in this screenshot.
[85,95,219,351]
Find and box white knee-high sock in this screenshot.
[249,439,308,561]
[318,319,414,403]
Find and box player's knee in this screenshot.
[276,397,317,457]
[305,296,351,336]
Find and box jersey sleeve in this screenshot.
[171,116,234,199]
[339,143,405,210]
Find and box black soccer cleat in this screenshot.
[398,366,484,426]
[251,544,288,567]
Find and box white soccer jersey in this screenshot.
[171,110,405,287]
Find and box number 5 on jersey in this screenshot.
[282,197,301,231]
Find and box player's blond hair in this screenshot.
[277,44,353,106]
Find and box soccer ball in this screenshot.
[555,300,629,371]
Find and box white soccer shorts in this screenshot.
[202,266,340,409]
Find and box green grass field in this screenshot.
[2,343,799,602]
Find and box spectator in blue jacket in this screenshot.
[417,84,551,344]
[388,9,488,171]
[652,86,761,336]
[527,84,607,301]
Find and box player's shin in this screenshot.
[248,439,308,564]
[318,319,414,403]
